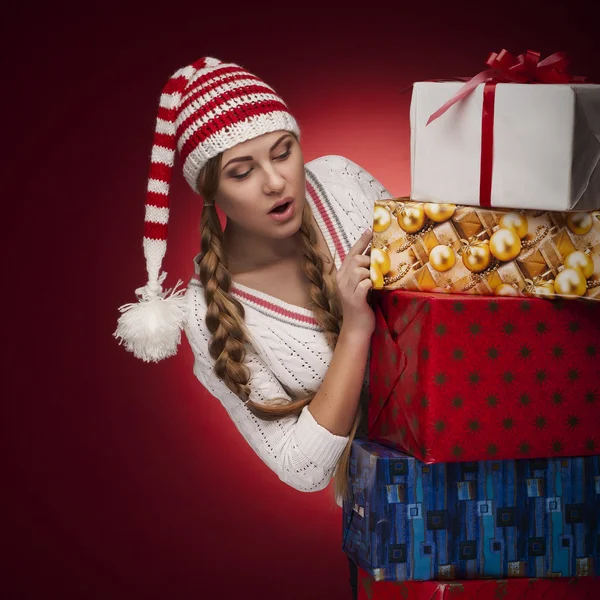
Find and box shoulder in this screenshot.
[305,155,391,213]
[304,155,392,244]
[304,155,392,202]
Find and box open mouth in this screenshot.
[270,201,292,214]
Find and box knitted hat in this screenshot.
[114,56,300,362]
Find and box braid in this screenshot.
[197,154,361,503]
[298,206,342,348]
[198,206,252,400]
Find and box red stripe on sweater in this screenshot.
[144,221,168,240]
[190,275,318,325]
[231,287,319,325]
[306,179,345,262]
[180,100,289,162]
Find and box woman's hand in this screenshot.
[335,228,375,338]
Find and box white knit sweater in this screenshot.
[183,155,392,494]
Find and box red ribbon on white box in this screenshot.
[425,50,586,207]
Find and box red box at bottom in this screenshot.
[358,566,600,599]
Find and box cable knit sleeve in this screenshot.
[305,154,393,236]
[183,283,349,492]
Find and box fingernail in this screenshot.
[365,228,372,236]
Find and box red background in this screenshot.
[5,2,600,598]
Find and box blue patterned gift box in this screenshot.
[342,439,600,581]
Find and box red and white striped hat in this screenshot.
[114,57,300,362]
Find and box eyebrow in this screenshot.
[221,134,292,170]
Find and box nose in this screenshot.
[262,163,286,195]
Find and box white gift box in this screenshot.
[410,81,600,211]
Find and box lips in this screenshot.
[268,197,294,214]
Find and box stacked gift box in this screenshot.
[342,441,600,583]
[343,50,600,598]
[354,567,600,599]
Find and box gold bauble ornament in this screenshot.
[525,276,556,299]
[424,203,456,223]
[397,204,426,233]
[373,205,392,233]
[564,250,594,279]
[429,245,456,272]
[494,283,520,297]
[498,212,528,239]
[370,264,384,289]
[489,228,522,261]
[566,213,593,236]
[533,281,556,299]
[554,268,587,297]
[371,247,391,276]
[461,241,492,273]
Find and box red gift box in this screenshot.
[368,290,600,463]
[357,565,600,599]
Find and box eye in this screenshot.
[274,144,292,160]
[230,168,252,180]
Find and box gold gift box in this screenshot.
[370,198,600,300]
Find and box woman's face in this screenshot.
[213,130,306,239]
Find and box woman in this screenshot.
[115,56,392,599]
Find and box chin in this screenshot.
[270,220,302,239]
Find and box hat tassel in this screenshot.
[113,271,187,363]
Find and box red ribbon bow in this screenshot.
[426,49,585,125]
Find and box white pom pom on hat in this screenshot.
[113,56,300,361]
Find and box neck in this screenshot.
[223,221,302,274]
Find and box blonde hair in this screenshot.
[196,149,361,503]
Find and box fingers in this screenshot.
[354,277,373,305]
[336,257,370,289]
[356,278,373,294]
[346,266,371,291]
[352,254,371,268]
[340,253,370,272]
[346,228,372,258]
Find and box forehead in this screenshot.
[222,130,291,160]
